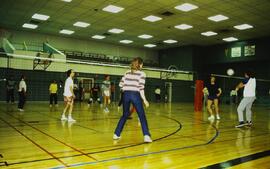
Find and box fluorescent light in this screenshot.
[108,28,124,34]
[175,3,198,12]
[59,29,74,35]
[61,0,72,2]
[119,40,133,44]
[144,44,156,48]
[102,5,124,13]
[201,31,217,36]
[174,24,193,30]
[22,23,38,29]
[138,34,153,39]
[223,37,238,42]
[142,15,162,22]
[32,13,50,21]
[92,35,106,39]
[234,24,253,30]
[163,39,178,44]
[208,14,229,22]
[73,21,90,28]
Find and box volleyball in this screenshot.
[227,68,234,76]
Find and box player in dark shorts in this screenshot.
[203,75,222,121]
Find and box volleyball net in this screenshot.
[0,39,269,105]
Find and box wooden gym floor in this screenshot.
[0,102,269,169]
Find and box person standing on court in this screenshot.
[49,80,58,107]
[18,75,27,112]
[61,69,76,122]
[113,57,152,143]
[235,71,256,128]
[6,75,16,104]
[203,75,222,121]
[101,75,111,113]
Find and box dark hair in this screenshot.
[245,70,254,78]
[67,69,73,77]
[131,57,143,73]
[20,75,25,80]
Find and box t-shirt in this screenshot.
[49,83,58,94]
[102,80,111,93]
[64,77,73,97]
[6,80,16,90]
[18,80,27,92]
[206,83,220,97]
[243,78,256,97]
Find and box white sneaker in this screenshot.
[216,114,221,120]
[61,116,67,121]
[18,109,24,112]
[208,115,215,121]
[113,134,121,140]
[68,117,76,122]
[144,135,152,143]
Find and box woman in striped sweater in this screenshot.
[113,57,152,143]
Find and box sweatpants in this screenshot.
[237,96,256,122]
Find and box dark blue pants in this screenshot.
[114,91,150,136]
[18,92,26,109]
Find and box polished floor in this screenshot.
[0,102,269,169]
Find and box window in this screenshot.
[231,47,241,57]
[244,45,255,56]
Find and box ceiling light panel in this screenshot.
[174,24,193,30]
[175,3,198,12]
[22,23,38,29]
[142,15,162,22]
[108,28,124,34]
[119,40,133,44]
[163,39,178,44]
[201,31,217,36]
[144,44,156,48]
[223,37,238,42]
[92,35,106,39]
[59,29,74,35]
[32,13,50,21]
[102,5,124,13]
[138,34,153,39]
[73,21,90,28]
[208,14,229,22]
[234,24,253,30]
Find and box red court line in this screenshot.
[0,117,68,167]
[5,113,98,162]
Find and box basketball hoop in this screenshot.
[33,52,53,70]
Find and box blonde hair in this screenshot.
[131,57,143,73]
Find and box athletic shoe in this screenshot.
[208,115,215,121]
[113,134,121,140]
[49,104,52,108]
[68,117,76,122]
[104,107,110,113]
[246,121,253,127]
[216,114,221,120]
[18,109,24,112]
[61,116,67,121]
[235,121,245,128]
[144,135,152,143]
